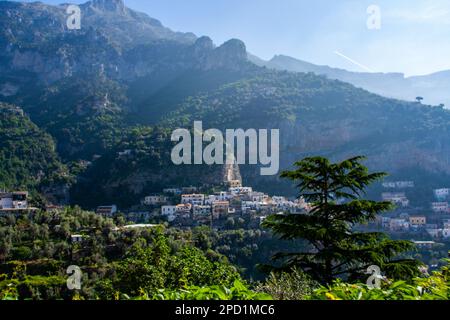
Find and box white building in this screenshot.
[193,205,211,217]
[443,220,450,229]
[182,186,198,193]
[426,228,441,238]
[229,187,253,195]
[241,201,259,211]
[271,196,287,204]
[205,195,219,205]
[442,229,450,239]
[71,235,84,243]
[434,188,450,201]
[162,205,177,216]
[0,192,28,210]
[413,241,436,249]
[381,217,391,229]
[431,202,449,213]
[96,205,118,217]
[181,194,205,206]
[0,193,13,209]
[396,181,415,188]
[382,193,410,207]
[250,192,269,203]
[218,191,233,201]
[228,180,242,188]
[176,203,192,214]
[212,201,230,218]
[389,219,410,231]
[143,195,168,206]
[163,188,182,195]
[161,206,177,222]
[382,181,415,189]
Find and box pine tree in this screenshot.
[262,156,422,284]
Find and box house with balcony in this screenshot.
[181,194,205,206]
[176,203,192,217]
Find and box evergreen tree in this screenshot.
[262,156,422,284]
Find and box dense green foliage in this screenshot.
[0,103,69,191]
[0,207,256,300]
[256,268,318,300]
[24,75,128,161]
[100,235,240,299]
[138,280,271,301]
[309,261,449,300]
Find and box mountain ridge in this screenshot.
[248,53,450,108]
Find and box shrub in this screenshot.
[256,268,318,300]
[308,261,449,300]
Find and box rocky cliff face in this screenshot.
[0,0,249,87]
[87,0,126,14]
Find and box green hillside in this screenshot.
[0,103,69,191]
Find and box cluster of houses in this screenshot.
[382,181,415,189]
[375,183,450,240]
[381,184,450,214]
[431,188,450,214]
[382,192,410,208]
[142,183,310,224]
[380,181,415,208]
[378,214,450,239]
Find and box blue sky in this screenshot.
[22,0,450,76]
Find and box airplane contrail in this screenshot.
[334,51,375,73]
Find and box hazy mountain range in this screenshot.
[248,54,450,108]
[0,0,449,207]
